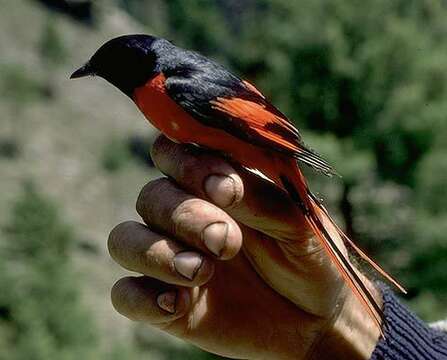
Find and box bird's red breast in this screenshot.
[133,73,281,179]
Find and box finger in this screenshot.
[151,135,308,241]
[108,221,215,286]
[111,276,190,324]
[136,179,243,260]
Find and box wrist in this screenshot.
[309,278,382,360]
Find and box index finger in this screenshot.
[150,135,309,242]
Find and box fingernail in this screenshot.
[173,251,203,280]
[157,291,176,314]
[201,222,228,257]
[204,175,236,208]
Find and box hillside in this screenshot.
[0,0,174,352]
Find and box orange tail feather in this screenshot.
[279,162,405,336]
[307,192,407,295]
[305,199,384,335]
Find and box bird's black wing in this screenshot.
[164,59,336,176]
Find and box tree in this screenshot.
[39,16,67,98]
[0,183,100,360]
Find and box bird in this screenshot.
[71,34,406,334]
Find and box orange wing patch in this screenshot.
[210,96,337,176]
[210,97,301,153]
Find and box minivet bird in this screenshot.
[71,34,406,334]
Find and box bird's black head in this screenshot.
[71,34,160,97]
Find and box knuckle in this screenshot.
[170,199,198,234]
[177,155,197,180]
[145,238,175,267]
[171,198,208,229]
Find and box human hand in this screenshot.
[108,135,381,359]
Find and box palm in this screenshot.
[163,222,344,359]
[166,251,322,359]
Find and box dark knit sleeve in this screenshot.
[370,284,447,360]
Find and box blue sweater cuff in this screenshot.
[370,284,447,359]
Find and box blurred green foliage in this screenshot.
[0,183,144,359]
[0,139,20,159]
[39,16,67,98]
[0,183,100,359]
[0,64,42,106]
[39,16,67,67]
[101,137,133,173]
[101,135,155,172]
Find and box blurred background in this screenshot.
[0,0,446,358]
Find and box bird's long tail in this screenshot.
[279,160,406,335]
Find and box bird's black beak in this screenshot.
[70,62,93,79]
